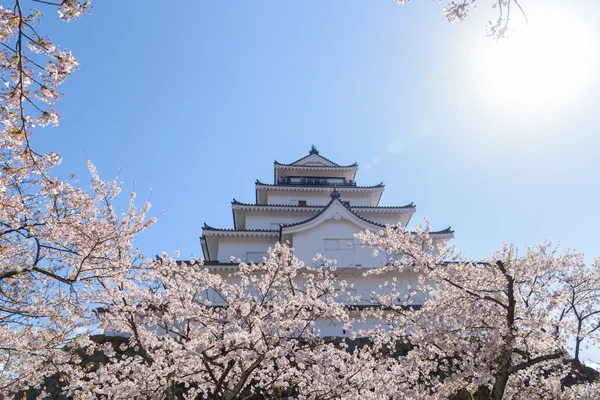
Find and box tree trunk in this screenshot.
[489,337,514,400]
[489,260,516,400]
[574,319,583,362]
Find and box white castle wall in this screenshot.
[266,191,375,207]
[216,236,277,263]
[245,210,316,230]
[352,211,409,226]
[291,218,387,268]
[204,266,425,338]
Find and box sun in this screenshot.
[477,15,593,110]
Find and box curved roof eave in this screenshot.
[279,197,386,238]
[202,223,279,234]
[255,180,384,190]
[430,226,454,235]
[231,200,415,210]
[273,160,359,168]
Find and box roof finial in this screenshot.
[309,145,319,155]
[330,187,341,200]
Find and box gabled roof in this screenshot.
[273,146,359,182]
[274,146,358,168]
[279,197,386,241]
[274,158,358,168]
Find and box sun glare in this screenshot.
[478,16,593,110]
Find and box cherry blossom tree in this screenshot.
[356,223,600,400]
[0,0,154,395]
[56,231,599,400]
[2,1,595,399]
[66,244,396,400]
[558,260,600,363]
[395,0,529,39]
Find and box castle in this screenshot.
[200,146,453,336]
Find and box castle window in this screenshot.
[246,252,268,263]
[324,239,354,251]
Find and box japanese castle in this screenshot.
[200,146,453,336]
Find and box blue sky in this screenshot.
[36,0,600,267]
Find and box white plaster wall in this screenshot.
[204,268,425,338]
[336,192,377,206]
[353,211,412,226]
[216,237,277,263]
[337,269,426,305]
[207,267,423,307]
[266,192,332,206]
[291,218,389,268]
[277,168,350,179]
[245,210,317,230]
[267,191,374,206]
[205,213,432,339]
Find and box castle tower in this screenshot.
[201,146,452,267]
[199,146,453,336]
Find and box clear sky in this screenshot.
[38,3,599,264]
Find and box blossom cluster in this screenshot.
[0,1,156,396]
[52,235,599,400]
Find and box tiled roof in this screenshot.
[176,260,240,266]
[386,226,454,235]
[202,260,239,265]
[272,147,357,168]
[430,227,454,235]
[274,159,358,168]
[232,199,415,209]
[232,199,322,208]
[255,180,384,189]
[350,203,415,209]
[202,223,278,233]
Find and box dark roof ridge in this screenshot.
[403,226,454,235]
[232,200,413,209]
[280,152,338,166]
[202,260,240,265]
[366,226,454,236]
[274,159,358,168]
[202,223,279,233]
[273,148,358,168]
[232,200,323,208]
[255,179,384,189]
[353,202,415,209]
[430,226,454,235]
